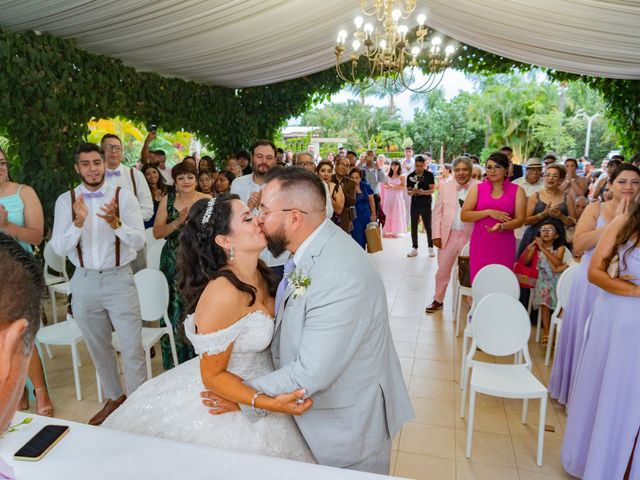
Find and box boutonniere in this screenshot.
[289,270,311,298]
[409,175,418,183]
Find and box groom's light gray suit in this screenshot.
[246,220,414,473]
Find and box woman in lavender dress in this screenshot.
[561,200,640,479]
[549,164,640,405]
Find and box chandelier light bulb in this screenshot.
[338,30,348,40]
[392,9,402,22]
[431,36,442,46]
[445,44,455,55]
[411,46,421,56]
[379,39,387,50]
[417,14,427,26]
[352,40,361,51]
[398,25,409,36]
[363,23,374,34]
[354,16,364,29]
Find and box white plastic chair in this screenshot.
[112,268,178,381]
[545,265,579,366]
[463,293,548,467]
[459,264,520,396]
[535,248,574,343]
[146,239,166,270]
[144,227,157,248]
[453,242,471,336]
[43,243,69,324]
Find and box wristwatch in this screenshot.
[110,218,122,230]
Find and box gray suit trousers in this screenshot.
[71,265,146,400]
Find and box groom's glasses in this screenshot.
[257,207,326,218]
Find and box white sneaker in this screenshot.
[407,248,418,258]
[429,247,436,257]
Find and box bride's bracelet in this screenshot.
[251,392,268,417]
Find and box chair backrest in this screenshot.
[144,228,156,248]
[556,265,579,309]
[134,268,170,323]
[461,242,470,256]
[146,239,166,270]
[472,293,531,357]
[471,264,520,305]
[43,242,68,279]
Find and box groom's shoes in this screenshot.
[88,394,126,426]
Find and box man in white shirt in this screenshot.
[295,152,333,219]
[513,158,544,249]
[0,233,44,480]
[101,134,154,271]
[51,143,146,426]
[362,150,386,218]
[155,150,174,186]
[230,140,289,281]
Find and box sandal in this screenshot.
[34,387,54,417]
[541,334,549,346]
[19,388,29,411]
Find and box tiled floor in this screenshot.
[31,235,573,479]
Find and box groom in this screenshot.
[203,167,413,473]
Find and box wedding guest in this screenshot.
[346,150,358,168]
[561,201,640,479]
[513,158,544,250]
[566,196,589,247]
[406,156,436,258]
[236,150,252,176]
[591,158,622,201]
[0,148,53,417]
[155,150,173,186]
[50,142,146,425]
[362,150,386,219]
[0,232,44,479]
[523,221,569,343]
[517,163,576,258]
[215,171,235,195]
[401,146,414,174]
[198,156,217,176]
[182,156,197,170]
[461,152,526,283]
[381,160,407,237]
[501,146,523,181]
[332,156,357,233]
[326,151,336,163]
[561,158,588,199]
[154,162,210,369]
[471,165,483,180]
[225,157,244,179]
[197,170,215,196]
[549,163,640,406]
[297,153,333,219]
[349,167,376,249]
[102,134,153,272]
[141,163,167,229]
[426,156,479,313]
[542,154,557,172]
[316,160,344,221]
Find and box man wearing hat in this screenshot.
[513,158,544,249]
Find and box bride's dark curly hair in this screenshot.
[178,193,277,314]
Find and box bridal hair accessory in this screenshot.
[201,197,217,225]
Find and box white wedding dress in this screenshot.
[103,311,315,463]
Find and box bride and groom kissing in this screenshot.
[104,167,414,474]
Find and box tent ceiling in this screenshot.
[1,0,639,88]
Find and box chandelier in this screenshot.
[335,0,456,93]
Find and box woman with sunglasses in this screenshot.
[461,152,526,282]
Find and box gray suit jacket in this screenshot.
[246,221,414,467]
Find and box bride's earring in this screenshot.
[229,246,235,262]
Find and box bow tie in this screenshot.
[106,170,121,177]
[83,191,104,199]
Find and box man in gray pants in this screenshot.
[51,142,146,425]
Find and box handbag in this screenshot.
[513,248,539,288]
[457,256,471,288]
[365,222,383,253]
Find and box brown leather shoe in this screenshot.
[88,395,126,426]
[425,301,443,314]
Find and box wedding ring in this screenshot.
[212,399,219,410]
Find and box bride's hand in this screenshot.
[201,390,240,415]
[271,389,313,416]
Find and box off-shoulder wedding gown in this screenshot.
[103,311,315,462]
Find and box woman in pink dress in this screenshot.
[382,160,407,236]
[461,152,527,283]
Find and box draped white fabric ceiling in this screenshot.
[1,0,639,87]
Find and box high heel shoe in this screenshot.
[34,387,54,417]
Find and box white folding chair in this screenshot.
[545,265,579,366]
[112,268,178,381]
[43,243,69,324]
[146,239,166,270]
[463,293,548,467]
[454,242,471,336]
[144,227,157,248]
[459,264,520,396]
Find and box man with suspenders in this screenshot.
[101,134,153,272]
[50,143,146,425]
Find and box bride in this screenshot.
[103,194,315,462]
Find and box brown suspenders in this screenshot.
[70,186,122,268]
[129,168,137,197]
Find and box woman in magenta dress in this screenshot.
[561,202,640,479]
[461,152,526,283]
[382,160,407,236]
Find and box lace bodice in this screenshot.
[184,310,275,379]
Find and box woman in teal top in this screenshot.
[0,148,53,416]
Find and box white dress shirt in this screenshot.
[230,174,289,267]
[105,164,154,221]
[323,182,333,219]
[451,185,470,231]
[158,165,174,186]
[50,183,145,270]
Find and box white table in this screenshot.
[1,413,403,480]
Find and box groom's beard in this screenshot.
[265,226,288,257]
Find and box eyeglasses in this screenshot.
[257,207,325,218]
[103,145,123,152]
[539,228,555,233]
[295,162,315,167]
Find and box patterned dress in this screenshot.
[532,247,561,310]
[159,192,195,369]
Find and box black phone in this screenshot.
[13,425,69,461]
[149,124,157,133]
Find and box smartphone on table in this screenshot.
[13,425,69,461]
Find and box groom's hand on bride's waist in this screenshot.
[201,390,240,415]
